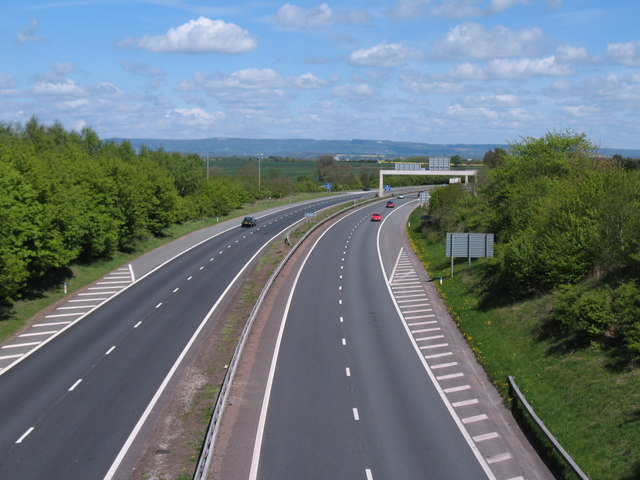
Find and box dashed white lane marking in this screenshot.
[19,331,57,337]
[431,361,458,369]
[33,321,72,327]
[155,303,162,308]
[342,338,346,346]
[68,379,83,391]
[365,468,373,480]
[0,353,23,360]
[173,288,179,293]
[16,427,34,444]
[2,342,41,349]
[134,321,142,328]
[424,351,453,359]
[420,343,449,350]
[105,346,116,355]
[462,414,488,424]
[474,432,500,442]
[408,320,437,326]
[353,408,360,421]
[45,313,84,318]
[452,399,479,407]
[444,385,471,393]
[346,367,351,377]
[486,452,512,464]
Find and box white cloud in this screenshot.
[32,79,85,96]
[488,56,573,79]
[291,72,328,89]
[275,3,370,29]
[349,43,422,67]
[182,68,328,91]
[430,0,528,18]
[487,0,528,14]
[433,22,542,59]
[399,72,470,94]
[118,17,257,54]
[17,19,46,45]
[555,44,590,63]
[562,105,598,118]
[450,62,486,79]
[387,0,431,19]
[121,59,165,77]
[607,41,640,67]
[165,108,225,126]
[462,93,521,107]
[333,83,374,97]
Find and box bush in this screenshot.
[550,284,613,345]
[613,281,640,362]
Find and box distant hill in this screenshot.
[109,136,640,160]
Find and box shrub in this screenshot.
[613,281,640,362]
[550,284,613,344]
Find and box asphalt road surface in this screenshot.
[0,194,362,480]
[238,197,554,480]
[253,200,491,479]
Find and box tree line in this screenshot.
[424,131,640,364]
[0,119,320,307]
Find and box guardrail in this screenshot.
[508,376,590,480]
[192,196,376,480]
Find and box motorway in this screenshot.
[0,194,362,480]
[212,196,554,480]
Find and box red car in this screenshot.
[386,201,395,208]
[371,212,382,222]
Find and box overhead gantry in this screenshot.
[377,169,478,197]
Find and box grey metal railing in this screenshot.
[508,376,590,480]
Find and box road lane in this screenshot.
[0,194,362,480]
[255,202,489,479]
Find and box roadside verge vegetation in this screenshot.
[408,130,640,480]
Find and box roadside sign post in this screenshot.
[446,233,494,277]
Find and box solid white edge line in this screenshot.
[104,218,297,480]
[376,203,497,480]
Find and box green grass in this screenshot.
[407,208,640,480]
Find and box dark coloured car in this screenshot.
[386,201,395,208]
[371,212,382,222]
[241,216,257,227]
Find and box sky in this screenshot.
[1,1,640,149]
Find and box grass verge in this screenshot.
[407,207,640,480]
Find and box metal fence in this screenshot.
[508,376,590,480]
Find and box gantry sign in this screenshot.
[377,168,478,197]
